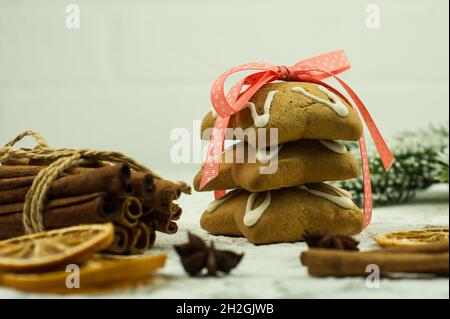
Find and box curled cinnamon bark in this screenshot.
[142,210,178,234]
[165,221,178,234]
[123,197,143,221]
[136,179,189,235]
[156,216,178,234]
[105,225,130,255]
[171,204,183,221]
[127,222,153,254]
[114,197,143,228]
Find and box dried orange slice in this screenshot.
[0,253,167,293]
[0,223,114,272]
[375,227,449,247]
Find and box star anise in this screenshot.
[174,233,244,277]
[304,233,360,251]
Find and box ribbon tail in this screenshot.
[336,79,395,171]
[358,134,373,228]
[199,116,231,190]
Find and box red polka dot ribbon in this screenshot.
[200,50,395,228]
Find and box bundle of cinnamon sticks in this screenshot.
[301,240,449,277]
[0,163,191,254]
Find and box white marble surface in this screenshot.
[0,182,448,299]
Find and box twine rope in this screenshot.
[0,130,160,234]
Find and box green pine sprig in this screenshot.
[339,123,449,207]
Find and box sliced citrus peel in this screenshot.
[0,253,167,294]
[375,227,449,247]
[0,223,115,272]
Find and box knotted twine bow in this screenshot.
[0,130,159,234]
[200,50,395,228]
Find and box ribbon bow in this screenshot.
[200,50,394,228]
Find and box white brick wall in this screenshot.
[0,0,448,173]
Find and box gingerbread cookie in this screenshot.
[201,82,363,146]
[200,183,363,245]
[194,139,359,192]
[200,189,242,237]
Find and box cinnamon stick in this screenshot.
[123,197,143,220]
[0,166,154,202]
[0,192,120,240]
[127,222,154,254]
[142,210,178,234]
[0,165,44,178]
[105,225,130,255]
[171,204,183,221]
[156,214,178,234]
[165,221,178,234]
[145,179,190,213]
[0,176,35,191]
[301,248,449,277]
[130,172,154,201]
[114,197,143,228]
[0,158,31,166]
[145,205,181,233]
[0,164,102,179]
[0,164,133,204]
[1,156,105,168]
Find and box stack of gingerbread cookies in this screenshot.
[194,82,365,244]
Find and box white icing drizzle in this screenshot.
[299,185,354,209]
[319,140,347,154]
[292,85,349,117]
[206,190,242,213]
[255,144,283,163]
[335,187,353,199]
[320,183,353,199]
[223,140,241,157]
[243,191,272,227]
[247,90,278,127]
